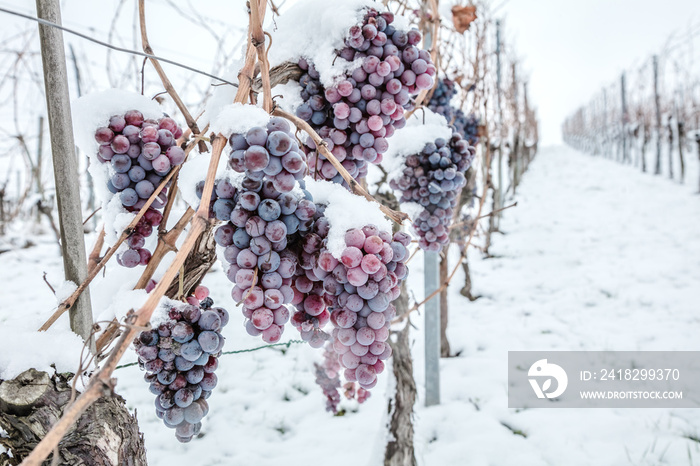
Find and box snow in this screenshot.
[305,178,392,258]
[54,280,77,304]
[102,195,135,246]
[382,108,453,180]
[2,146,700,464]
[271,81,305,114]
[150,297,182,328]
[269,0,376,87]
[0,325,86,380]
[199,60,243,130]
[98,289,150,325]
[209,103,271,139]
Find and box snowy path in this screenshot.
[2,145,700,465]
[412,145,700,466]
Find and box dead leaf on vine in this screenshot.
[452,5,477,33]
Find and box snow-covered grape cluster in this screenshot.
[295,8,435,186]
[196,111,411,400]
[390,134,476,251]
[134,286,228,443]
[324,226,408,389]
[199,119,315,343]
[212,184,317,344]
[93,110,186,267]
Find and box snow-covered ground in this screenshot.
[2,145,700,465]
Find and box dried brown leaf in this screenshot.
[452,4,477,33]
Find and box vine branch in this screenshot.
[273,108,410,225]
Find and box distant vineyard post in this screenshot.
[653,55,662,175]
[696,133,700,192]
[494,19,504,229]
[620,72,629,164]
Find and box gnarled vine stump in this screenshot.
[385,282,417,466]
[0,369,146,466]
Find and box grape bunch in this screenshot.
[314,343,342,413]
[318,225,409,390]
[427,79,480,146]
[427,79,459,126]
[227,117,308,192]
[390,133,476,251]
[461,113,480,147]
[287,204,334,348]
[133,286,228,443]
[295,8,436,186]
[93,110,186,268]
[202,178,318,344]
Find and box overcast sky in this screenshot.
[501,0,700,145]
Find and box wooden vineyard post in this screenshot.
[36,0,94,346]
[653,55,662,175]
[620,72,629,164]
[424,249,440,407]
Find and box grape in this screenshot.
[133,287,227,443]
[93,110,187,270]
[293,7,435,187]
[134,180,155,199]
[119,248,140,268]
[390,131,475,251]
[198,311,222,331]
[311,221,408,392]
[207,117,403,397]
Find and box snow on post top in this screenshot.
[0,326,85,380]
[268,0,377,87]
[382,108,453,179]
[72,89,164,155]
[304,178,391,259]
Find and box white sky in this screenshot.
[501,0,700,145]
